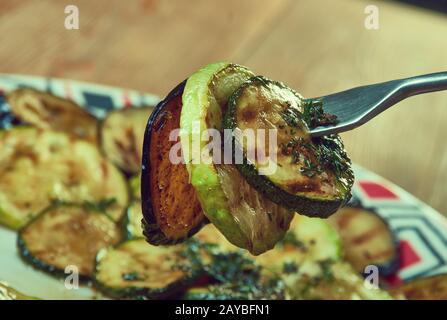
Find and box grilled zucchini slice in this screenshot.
[180,62,294,255]
[129,174,141,200]
[94,239,200,299]
[329,206,399,275]
[390,274,447,300]
[141,81,207,245]
[18,204,122,279]
[223,76,353,217]
[101,107,154,174]
[290,261,393,300]
[0,281,37,300]
[0,128,128,228]
[124,174,144,239]
[255,215,342,274]
[7,88,98,144]
[123,201,144,240]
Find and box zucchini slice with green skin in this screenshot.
[0,128,129,228]
[290,261,393,300]
[390,274,447,300]
[181,62,294,255]
[129,174,141,200]
[223,76,354,218]
[0,281,37,300]
[7,88,98,144]
[328,206,399,276]
[255,215,342,274]
[94,239,200,299]
[101,107,154,175]
[141,81,207,245]
[18,204,122,279]
[124,175,144,239]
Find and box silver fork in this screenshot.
[308,71,447,137]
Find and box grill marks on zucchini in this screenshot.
[0,128,128,228]
[328,206,399,275]
[94,239,198,299]
[101,107,154,175]
[141,82,206,245]
[18,204,122,278]
[7,89,98,144]
[224,76,353,218]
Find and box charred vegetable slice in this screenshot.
[290,261,392,300]
[181,62,294,255]
[390,274,447,300]
[7,88,98,144]
[129,174,141,200]
[94,239,199,299]
[18,204,122,279]
[255,215,342,274]
[101,107,154,174]
[123,201,144,240]
[329,206,399,275]
[0,128,128,228]
[124,174,144,239]
[223,76,354,217]
[0,281,37,300]
[141,81,207,245]
[184,280,286,300]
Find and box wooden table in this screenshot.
[0,0,446,214]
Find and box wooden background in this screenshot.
[0,0,446,215]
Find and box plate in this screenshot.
[0,74,446,299]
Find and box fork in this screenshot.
[308,71,447,137]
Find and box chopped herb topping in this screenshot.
[122,271,143,281]
[318,259,335,282]
[179,238,287,299]
[280,232,307,250]
[300,158,322,178]
[283,261,299,274]
[280,106,302,128]
[302,99,338,129]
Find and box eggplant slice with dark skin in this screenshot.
[141,81,207,245]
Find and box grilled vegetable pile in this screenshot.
[0,71,443,300]
[142,62,353,255]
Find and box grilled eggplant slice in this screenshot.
[141,81,207,245]
[223,76,353,217]
[18,204,122,279]
[101,107,154,174]
[390,274,447,300]
[328,206,399,276]
[180,62,294,255]
[7,88,98,144]
[0,128,128,228]
[94,239,200,299]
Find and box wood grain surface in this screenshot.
[0,0,446,214]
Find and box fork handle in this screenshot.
[399,71,447,97]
